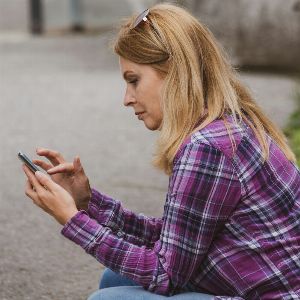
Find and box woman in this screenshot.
[22,3,300,300]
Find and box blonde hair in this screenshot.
[114,3,296,175]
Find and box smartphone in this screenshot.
[18,151,40,173]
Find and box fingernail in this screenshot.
[35,171,43,178]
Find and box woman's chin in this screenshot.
[144,121,160,131]
[144,124,157,131]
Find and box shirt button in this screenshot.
[117,231,123,238]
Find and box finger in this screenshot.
[73,156,84,173]
[47,162,74,175]
[25,180,49,211]
[23,164,38,182]
[23,165,44,194]
[25,180,41,205]
[35,171,58,192]
[33,159,53,171]
[25,179,36,198]
[36,148,65,166]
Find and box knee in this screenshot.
[87,288,121,300]
[87,286,144,300]
[99,268,119,289]
[99,268,138,289]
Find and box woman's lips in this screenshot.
[135,112,145,120]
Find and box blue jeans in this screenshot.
[87,268,214,300]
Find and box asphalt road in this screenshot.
[0,32,297,300]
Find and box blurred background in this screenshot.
[0,1,299,299]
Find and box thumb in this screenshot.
[35,171,56,191]
[73,156,84,173]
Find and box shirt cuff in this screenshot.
[87,188,117,226]
[61,210,104,250]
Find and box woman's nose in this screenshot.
[123,88,136,107]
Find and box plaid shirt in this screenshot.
[62,118,300,299]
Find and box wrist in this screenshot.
[60,208,79,226]
[77,189,92,211]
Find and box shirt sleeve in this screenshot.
[61,141,241,295]
[87,188,163,247]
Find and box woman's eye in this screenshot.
[128,79,138,85]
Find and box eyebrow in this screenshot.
[123,71,137,80]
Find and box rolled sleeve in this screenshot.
[88,188,162,246]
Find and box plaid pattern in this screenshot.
[62,118,300,299]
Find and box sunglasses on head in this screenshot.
[132,8,150,28]
[130,8,170,58]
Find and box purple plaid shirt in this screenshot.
[62,118,300,299]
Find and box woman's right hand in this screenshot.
[33,148,92,211]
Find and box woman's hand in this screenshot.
[33,148,91,211]
[23,165,78,225]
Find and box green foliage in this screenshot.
[284,85,300,166]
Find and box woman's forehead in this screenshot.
[119,57,149,75]
[119,57,138,70]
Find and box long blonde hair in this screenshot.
[114,3,296,175]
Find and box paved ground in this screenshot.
[0,32,297,300]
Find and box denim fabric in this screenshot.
[87,269,214,300]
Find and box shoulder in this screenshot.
[175,116,247,162]
[170,118,243,199]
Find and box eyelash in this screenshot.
[128,79,138,86]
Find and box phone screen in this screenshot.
[18,151,40,173]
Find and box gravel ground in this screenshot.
[0,32,297,300]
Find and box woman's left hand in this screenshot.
[23,165,79,225]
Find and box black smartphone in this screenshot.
[18,151,40,173]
